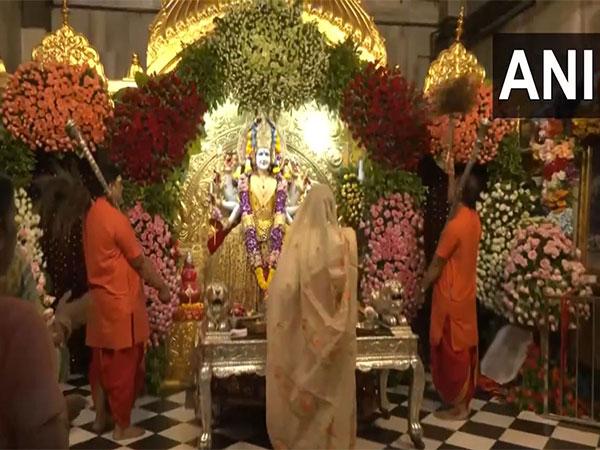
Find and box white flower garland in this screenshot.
[476,181,536,314]
[14,188,55,321]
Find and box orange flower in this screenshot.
[0,61,112,152]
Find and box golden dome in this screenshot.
[146,0,386,75]
[423,6,485,95]
[31,0,106,79]
[0,57,8,90]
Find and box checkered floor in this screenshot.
[63,375,600,450]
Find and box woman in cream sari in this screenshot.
[266,184,358,450]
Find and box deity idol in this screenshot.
[206,117,308,313]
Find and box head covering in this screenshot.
[266,183,358,450]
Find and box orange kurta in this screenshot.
[430,205,481,352]
[83,197,149,350]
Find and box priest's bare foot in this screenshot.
[434,405,469,421]
[91,386,110,433]
[113,425,145,441]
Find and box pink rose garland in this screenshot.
[128,203,180,346]
[360,193,425,319]
[501,221,592,331]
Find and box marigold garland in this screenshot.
[428,83,515,164]
[341,63,431,171]
[1,62,112,152]
[110,72,206,184]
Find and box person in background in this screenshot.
[266,184,358,449]
[0,174,69,449]
[81,156,171,440]
[417,172,482,420]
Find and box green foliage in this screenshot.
[177,38,227,111]
[122,166,186,226]
[0,126,36,189]
[316,39,364,113]
[145,343,167,396]
[335,165,363,228]
[176,0,330,116]
[488,133,526,184]
[362,161,427,208]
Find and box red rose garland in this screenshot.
[110,73,207,183]
[428,83,514,164]
[1,62,112,152]
[341,63,431,171]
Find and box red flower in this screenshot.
[341,64,431,171]
[109,72,207,183]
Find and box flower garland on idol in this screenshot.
[238,121,287,291]
[128,203,180,346]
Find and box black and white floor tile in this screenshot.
[63,376,600,450]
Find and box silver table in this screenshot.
[196,327,425,449]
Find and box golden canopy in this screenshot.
[423,6,485,95]
[146,0,387,75]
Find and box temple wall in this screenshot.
[2,0,439,86]
[471,0,600,75]
[0,0,22,72]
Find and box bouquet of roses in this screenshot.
[110,72,206,184]
[128,203,180,346]
[341,63,431,171]
[477,181,537,314]
[501,220,592,331]
[360,192,425,319]
[531,121,578,212]
[14,188,55,319]
[428,83,515,164]
[1,62,112,152]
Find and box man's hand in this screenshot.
[158,284,171,304]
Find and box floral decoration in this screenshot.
[342,63,431,171]
[128,203,180,346]
[14,188,55,318]
[531,123,579,212]
[316,39,364,113]
[0,126,36,189]
[336,166,363,228]
[238,173,287,290]
[208,0,328,115]
[572,118,600,140]
[476,181,536,314]
[506,344,584,417]
[501,221,592,331]
[110,72,206,184]
[487,133,526,184]
[1,62,112,152]
[360,192,425,320]
[428,83,515,164]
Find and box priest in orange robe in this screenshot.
[417,173,481,420]
[81,159,171,440]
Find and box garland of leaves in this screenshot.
[183,0,328,116]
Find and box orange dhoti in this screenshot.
[89,343,145,428]
[430,320,478,406]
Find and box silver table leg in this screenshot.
[408,359,425,449]
[378,370,392,419]
[198,364,212,450]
